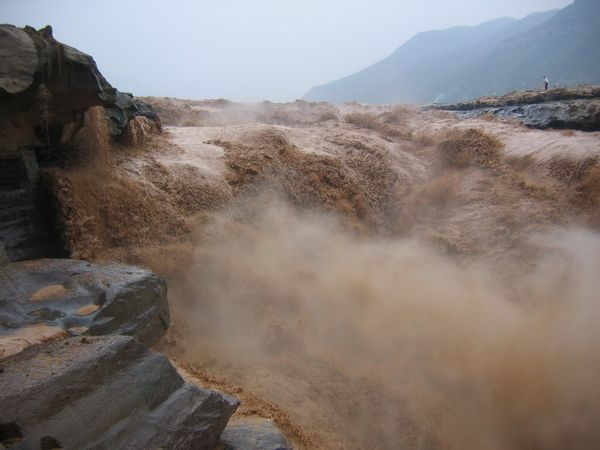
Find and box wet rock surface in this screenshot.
[435,86,600,110]
[0,258,169,357]
[219,418,292,450]
[0,25,38,95]
[104,91,162,139]
[453,99,600,131]
[0,24,112,115]
[434,86,600,131]
[0,24,160,144]
[0,335,239,450]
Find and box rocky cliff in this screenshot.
[0,336,239,449]
[0,25,161,262]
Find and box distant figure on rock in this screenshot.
[544,76,549,91]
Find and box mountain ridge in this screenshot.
[304,1,599,104]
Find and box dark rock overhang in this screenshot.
[0,24,160,143]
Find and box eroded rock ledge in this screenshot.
[434,86,600,131]
[0,258,169,358]
[0,336,239,449]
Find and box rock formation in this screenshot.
[0,25,161,262]
[0,25,272,450]
[0,336,239,449]
[436,86,600,131]
[0,24,160,149]
[0,258,169,358]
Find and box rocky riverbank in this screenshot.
[0,336,239,449]
[0,249,292,449]
[434,86,600,131]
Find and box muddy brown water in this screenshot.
[49,102,600,449]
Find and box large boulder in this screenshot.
[0,335,239,449]
[0,24,114,145]
[0,258,169,357]
[0,25,38,95]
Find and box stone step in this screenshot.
[0,336,239,449]
[0,258,172,347]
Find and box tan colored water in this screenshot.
[49,101,600,449]
[29,284,71,302]
[0,324,68,358]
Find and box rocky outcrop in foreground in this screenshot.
[0,256,293,449]
[0,336,239,449]
[436,86,600,131]
[0,258,169,357]
[453,99,600,131]
[0,256,294,449]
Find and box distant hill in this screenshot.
[304,0,600,104]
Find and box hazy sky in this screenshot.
[2,0,572,101]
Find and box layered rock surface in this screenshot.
[454,99,600,131]
[0,258,169,358]
[0,336,239,449]
[0,153,65,262]
[436,86,600,131]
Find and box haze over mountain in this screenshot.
[304,0,600,104]
[2,0,571,101]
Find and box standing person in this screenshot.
[544,76,549,91]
